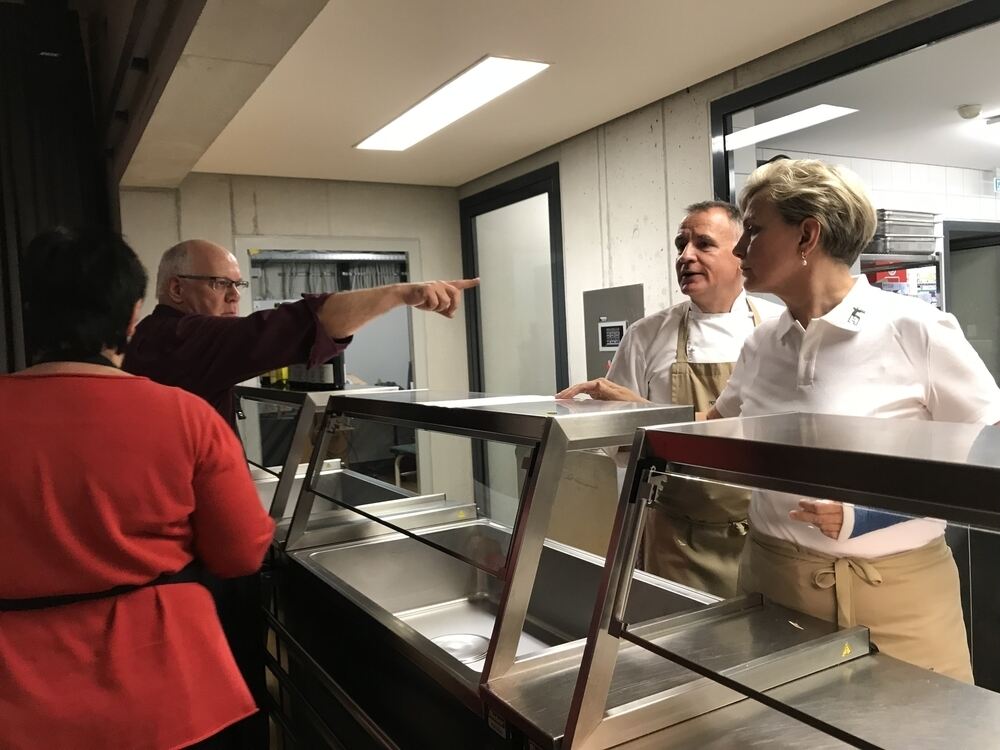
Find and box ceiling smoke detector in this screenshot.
[957,104,982,120]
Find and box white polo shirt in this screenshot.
[715,276,1000,558]
[607,292,783,404]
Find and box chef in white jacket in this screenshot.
[558,201,782,597]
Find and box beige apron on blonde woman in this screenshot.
[641,301,760,599]
[740,529,973,682]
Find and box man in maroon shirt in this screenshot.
[125,239,477,426]
[123,238,477,748]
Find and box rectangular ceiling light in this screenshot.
[724,104,857,151]
[356,56,549,151]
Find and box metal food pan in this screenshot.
[876,219,938,236]
[866,235,938,254]
[876,209,936,222]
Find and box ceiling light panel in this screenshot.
[357,56,549,151]
[725,104,857,151]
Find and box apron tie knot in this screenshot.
[811,556,883,626]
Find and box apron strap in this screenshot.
[0,561,203,612]
[33,352,117,368]
[674,306,692,365]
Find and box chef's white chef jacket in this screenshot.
[715,276,1000,558]
[607,291,784,403]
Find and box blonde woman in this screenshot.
[707,159,1000,682]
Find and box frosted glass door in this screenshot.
[474,193,557,396]
[474,193,556,524]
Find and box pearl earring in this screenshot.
[801,253,808,267]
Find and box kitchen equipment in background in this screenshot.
[583,284,645,380]
[863,209,945,310]
[943,219,1000,381]
[250,249,412,392]
[867,209,939,254]
[867,266,940,306]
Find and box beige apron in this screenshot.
[739,529,973,682]
[641,300,760,599]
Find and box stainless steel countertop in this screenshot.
[618,653,1000,749]
[487,600,864,743]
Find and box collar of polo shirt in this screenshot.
[777,276,874,339]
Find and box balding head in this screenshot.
[157,239,243,316]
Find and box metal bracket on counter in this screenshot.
[635,469,669,506]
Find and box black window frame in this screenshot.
[710,0,1000,202]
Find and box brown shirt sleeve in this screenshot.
[125,296,350,401]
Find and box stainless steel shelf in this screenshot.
[860,252,939,273]
[642,413,1000,529]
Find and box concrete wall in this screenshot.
[458,0,965,385]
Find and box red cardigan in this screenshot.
[0,373,275,750]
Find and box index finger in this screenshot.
[447,278,480,290]
[797,499,841,515]
[444,284,461,317]
[556,381,599,399]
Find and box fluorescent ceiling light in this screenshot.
[725,105,857,151]
[357,56,549,151]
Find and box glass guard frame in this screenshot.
[284,392,695,688]
[562,414,1000,749]
[234,387,320,520]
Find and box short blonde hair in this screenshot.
[738,159,876,265]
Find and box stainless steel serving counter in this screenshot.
[270,390,697,748]
[262,402,1000,749]
[556,413,1000,749]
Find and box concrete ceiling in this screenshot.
[755,18,1000,169]
[126,0,893,188]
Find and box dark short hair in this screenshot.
[22,227,147,362]
[685,200,741,225]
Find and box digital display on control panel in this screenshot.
[598,321,627,351]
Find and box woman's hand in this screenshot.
[555,378,649,403]
[789,499,844,539]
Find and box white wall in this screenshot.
[458,0,964,386]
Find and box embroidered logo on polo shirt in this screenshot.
[847,307,865,326]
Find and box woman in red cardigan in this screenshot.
[0,228,275,749]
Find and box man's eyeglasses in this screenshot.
[177,275,250,292]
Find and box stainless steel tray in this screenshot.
[875,219,937,236]
[866,235,938,254]
[876,209,936,222]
